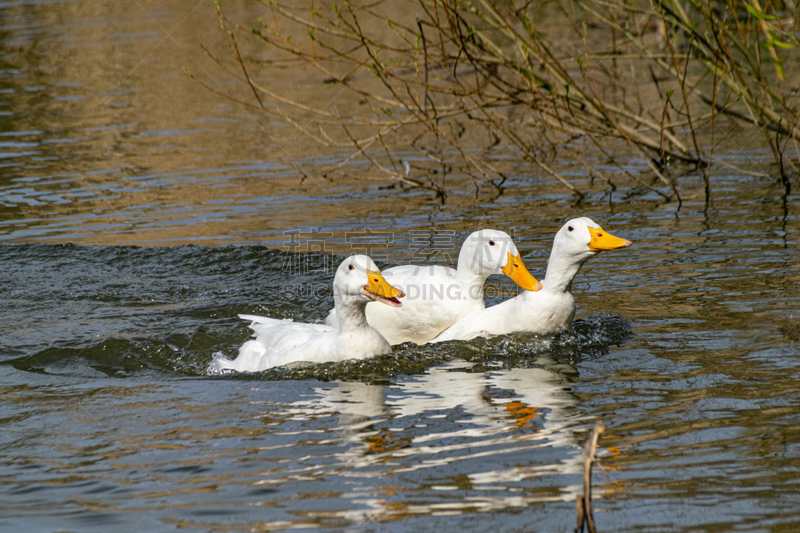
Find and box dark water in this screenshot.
[1,1,800,532]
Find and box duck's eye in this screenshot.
[348,264,355,271]
[568,226,574,232]
[488,240,495,246]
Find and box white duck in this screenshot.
[208,255,404,373]
[325,229,542,345]
[430,218,631,342]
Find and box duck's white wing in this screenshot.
[429,308,493,343]
[241,314,334,341]
[430,289,578,343]
[429,297,522,343]
[209,315,337,373]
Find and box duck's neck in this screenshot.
[335,293,370,332]
[456,247,490,300]
[542,245,590,294]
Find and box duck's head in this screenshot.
[335,255,404,307]
[553,217,632,260]
[462,229,542,291]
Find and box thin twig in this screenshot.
[575,420,606,533]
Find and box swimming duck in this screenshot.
[430,218,631,342]
[208,255,404,373]
[325,229,542,345]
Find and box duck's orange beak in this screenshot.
[502,252,542,292]
[588,226,632,251]
[364,269,405,307]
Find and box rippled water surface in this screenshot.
[1,1,799,532]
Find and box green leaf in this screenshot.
[772,39,794,49]
[759,40,788,54]
[744,4,776,20]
